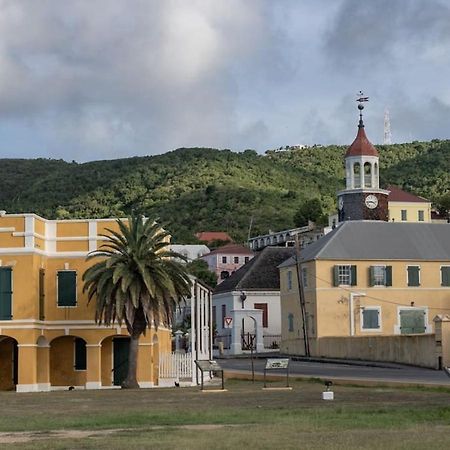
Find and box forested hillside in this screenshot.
[0,140,448,242]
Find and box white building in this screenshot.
[212,246,295,355]
[170,244,210,262]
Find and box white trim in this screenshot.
[89,221,98,252]
[139,381,155,388]
[360,306,382,332]
[17,344,37,347]
[24,216,34,248]
[0,227,15,233]
[85,381,102,390]
[16,383,51,393]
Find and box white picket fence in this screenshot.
[159,352,193,380]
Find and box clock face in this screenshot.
[338,197,344,210]
[365,194,378,209]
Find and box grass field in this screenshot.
[0,379,449,449]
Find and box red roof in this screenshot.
[195,231,233,243]
[345,126,379,157]
[387,186,429,203]
[204,243,253,256]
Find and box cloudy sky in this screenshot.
[0,0,449,161]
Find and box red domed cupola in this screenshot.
[345,122,379,157]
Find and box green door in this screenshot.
[0,268,12,320]
[400,309,426,334]
[113,338,130,386]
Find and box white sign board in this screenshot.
[265,358,289,370]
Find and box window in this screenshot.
[401,209,407,221]
[369,266,392,286]
[441,266,450,287]
[361,307,380,330]
[255,303,268,328]
[221,305,226,327]
[418,210,424,222]
[287,270,293,290]
[212,306,216,328]
[301,267,308,288]
[222,256,227,264]
[233,256,239,264]
[57,271,77,307]
[244,257,250,264]
[0,267,12,320]
[220,271,229,280]
[333,265,357,286]
[288,313,294,332]
[74,338,87,370]
[407,266,420,287]
[399,308,426,334]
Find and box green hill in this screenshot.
[0,140,448,243]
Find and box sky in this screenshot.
[0,0,450,162]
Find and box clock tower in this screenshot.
[337,93,389,222]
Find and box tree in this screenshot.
[437,192,450,216]
[82,215,191,389]
[293,198,324,227]
[185,259,217,288]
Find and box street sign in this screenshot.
[224,317,233,327]
[265,358,289,369]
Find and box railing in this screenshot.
[159,352,192,379]
[263,334,281,349]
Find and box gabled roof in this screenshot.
[214,246,295,294]
[345,125,379,157]
[387,186,430,203]
[279,221,450,267]
[195,231,233,243]
[205,243,253,256]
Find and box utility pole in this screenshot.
[294,233,310,357]
[383,109,392,145]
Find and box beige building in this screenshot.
[279,221,450,368]
[387,186,432,223]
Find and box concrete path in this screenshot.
[219,357,450,387]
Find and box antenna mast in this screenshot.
[383,109,392,144]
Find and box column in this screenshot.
[137,342,153,388]
[36,344,50,391]
[17,344,38,392]
[85,344,102,389]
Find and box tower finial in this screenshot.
[356,90,369,128]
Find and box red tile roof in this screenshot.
[204,243,253,256]
[387,186,429,203]
[345,126,379,157]
[195,231,233,243]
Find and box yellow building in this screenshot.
[0,213,170,392]
[279,221,450,368]
[387,186,432,223]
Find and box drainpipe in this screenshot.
[349,292,365,336]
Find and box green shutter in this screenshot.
[74,338,86,370]
[407,266,420,287]
[385,266,392,286]
[441,267,450,287]
[350,265,357,286]
[57,271,77,306]
[369,266,375,286]
[0,267,12,320]
[400,309,426,334]
[332,266,339,286]
[363,309,379,329]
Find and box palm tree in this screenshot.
[82,215,191,389]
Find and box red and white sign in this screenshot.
[224,317,233,327]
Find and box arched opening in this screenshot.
[152,334,159,386]
[374,162,379,187]
[353,162,361,188]
[50,336,87,388]
[100,335,130,387]
[364,162,372,187]
[0,336,18,390]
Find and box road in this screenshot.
[218,357,450,386]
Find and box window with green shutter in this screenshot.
[57,271,77,307]
[74,338,86,370]
[407,266,420,287]
[0,267,12,320]
[333,265,357,286]
[400,309,426,334]
[362,308,380,330]
[369,266,392,286]
[441,266,450,287]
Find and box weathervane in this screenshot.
[356,90,369,128]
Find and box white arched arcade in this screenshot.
[345,155,379,190]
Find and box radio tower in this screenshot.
[383,109,392,144]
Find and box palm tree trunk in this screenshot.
[122,308,147,389]
[121,334,140,389]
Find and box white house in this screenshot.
[170,244,210,262]
[212,246,295,355]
